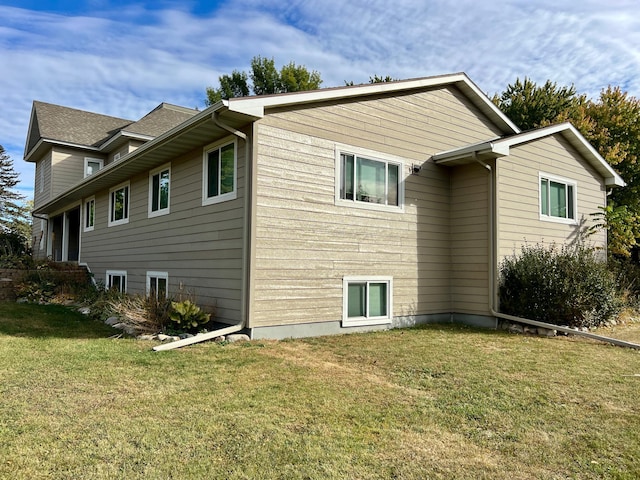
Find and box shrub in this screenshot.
[168,299,211,332]
[499,243,621,328]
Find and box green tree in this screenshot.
[0,146,30,252]
[206,56,322,105]
[344,75,397,86]
[491,77,586,131]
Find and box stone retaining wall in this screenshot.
[0,267,91,302]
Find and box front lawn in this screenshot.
[0,303,638,479]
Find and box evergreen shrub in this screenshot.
[499,243,621,328]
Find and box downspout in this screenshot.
[480,156,640,350]
[153,111,251,352]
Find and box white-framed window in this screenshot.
[539,173,577,223]
[203,138,237,205]
[39,219,45,250]
[335,145,404,211]
[148,163,170,217]
[84,157,104,178]
[108,181,130,227]
[342,276,393,327]
[84,197,95,232]
[146,271,168,299]
[113,152,121,161]
[106,270,127,292]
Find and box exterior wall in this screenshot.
[79,135,246,324]
[51,147,107,197]
[250,86,505,328]
[33,152,52,208]
[496,134,607,261]
[450,163,490,316]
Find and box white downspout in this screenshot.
[153,112,251,352]
[481,157,640,350]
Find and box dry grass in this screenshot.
[0,303,639,479]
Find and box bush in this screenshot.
[168,299,211,332]
[499,243,621,328]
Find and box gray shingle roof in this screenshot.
[123,103,198,137]
[28,101,133,154]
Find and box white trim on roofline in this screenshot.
[227,72,521,134]
[433,122,625,187]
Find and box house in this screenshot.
[24,73,624,339]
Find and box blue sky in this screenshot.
[2,0,640,199]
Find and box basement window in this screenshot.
[342,276,393,327]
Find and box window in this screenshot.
[540,174,576,222]
[342,276,393,327]
[147,271,168,299]
[106,270,127,292]
[337,147,403,210]
[149,164,170,217]
[113,152,121,161]
[84,158,103,178]
[84,197,95,232]
[203,139,237,205]
[109,181,130,226]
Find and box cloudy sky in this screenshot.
[2,0,640,198]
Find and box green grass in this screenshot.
[0,303,639,479]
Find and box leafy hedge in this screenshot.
[499,243,621,328]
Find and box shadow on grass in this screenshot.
[0,302,116,339]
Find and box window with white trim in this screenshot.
[337,148,403,210]
[539,173,577,222]
[84,197,95,232]
[203,139,237,205]
[106,270,127,292]
[343,276,393,327]
[146,271,168,299]
[108,181,130,226]
[84,158,103,178]
[149,164,170,217]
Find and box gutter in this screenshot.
[153,111,251,351]
[480,158,640,350]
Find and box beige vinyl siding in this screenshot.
[251,86,503,327]
[34,152,52,208]
[450,163,490,315]
[497,135,607,261]
[51,148,106,197]
[80,136,246,324]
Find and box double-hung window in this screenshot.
[84,158,103,178]
[337,147,403,210]
[203,139,237,205]
[343,276,393,327]
[106,270,127,292]
[540,173,576,222]
[147,271,168,299]
[109,181,130,226]
[84,197,95,232]
[149,164,170,217]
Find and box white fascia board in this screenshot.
[225,73,520,134]
[432,139,509,164]
[493,123,625,187]
[24,138,101,162]
[98,131,155,152]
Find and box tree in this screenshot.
[491,77,586,131]
[206,56,322,105]
[0,145,30,252]
[493,79,640,257]
[344,75,398,86]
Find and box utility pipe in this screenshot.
[153,111,251,352]
[479,157,640,350]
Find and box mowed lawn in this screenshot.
[0,303,639,479]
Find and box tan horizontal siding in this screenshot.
[497,134,607,261]
[250,84,504,327]
[80,137,246,324]
[450,163,490,316]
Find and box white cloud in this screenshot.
[1,0,640,197]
